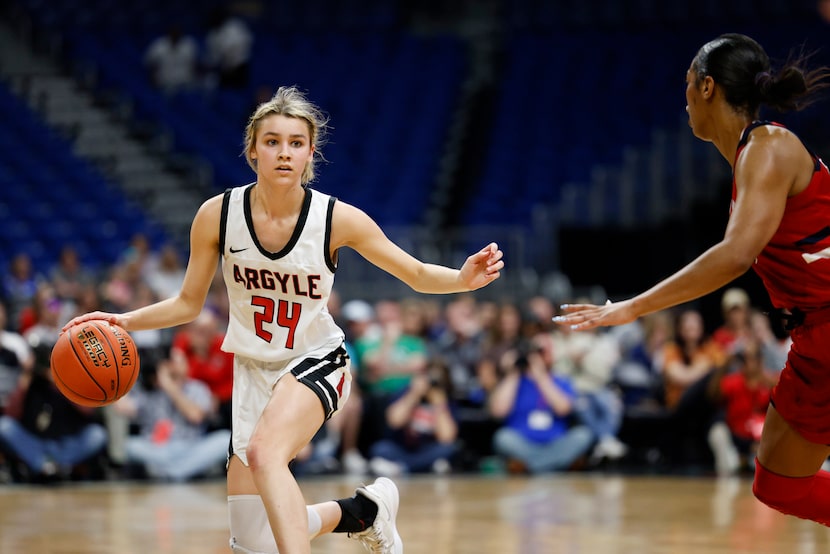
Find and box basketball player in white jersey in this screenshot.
[63,86,504,554]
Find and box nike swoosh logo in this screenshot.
[229,247,249,254]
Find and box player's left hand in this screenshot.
[460,242,503,290]
[553,299,638,331]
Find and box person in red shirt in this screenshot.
[170,309,234,430]
[555,34,830,526]
[708,338,775,475]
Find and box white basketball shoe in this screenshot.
[348,477,403,554]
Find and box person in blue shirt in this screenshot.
[488,339,594,473]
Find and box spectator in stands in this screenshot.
[659,308,726,411]
[0,342,107,482]
[612,310,673,412]
[120,234,160,281]
[356,299,429,458]
[0,303,34,415]
[358,299,428,397]
[488,343,593,474]
[525,295,557,334]
[21,284,64,348]
[749,308,791,375]
[368,359,460,476]
[481,301,525,374]
[144,25,200,94]
[656,307,726,466]
[340,299,379,348]
[433,295,485,403]
[171,309,233,430]
[50,245,94,305]
[61,282,105,325]
[712,287,753,357]
[146,243,186,300]
[204,7,253,89]
[326,337,369,475]
[336,299,380,474]
[2,253,40,332]
[433,295,498,468]
[708,337,774,475]
[550,319,626,462]
[116,350,231,482]
[205,267,230,331]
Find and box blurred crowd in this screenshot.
[0,236,794,484]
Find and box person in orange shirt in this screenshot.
[659,308,726,410]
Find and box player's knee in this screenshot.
[246,441,289,473]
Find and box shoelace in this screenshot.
[352,521,392,553]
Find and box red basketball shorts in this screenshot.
[772,312,830,445]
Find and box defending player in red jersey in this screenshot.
[554,33,830,525]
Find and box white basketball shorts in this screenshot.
[230,342,351,466]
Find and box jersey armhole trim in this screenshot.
[219,188,232,256]
[324,196,337,273]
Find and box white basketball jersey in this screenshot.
[219,184,344,362]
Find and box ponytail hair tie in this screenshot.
[755,71,772,85]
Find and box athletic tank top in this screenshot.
[732,121,830,310]
[219,184,344,362]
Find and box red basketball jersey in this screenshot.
[732,121,830,310]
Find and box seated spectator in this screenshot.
[488,344,593,474]
[612,310,673,412]
[3,253,41,333]
[144,25,200,94]
[146,244,186,300]
[481,301,525,374]
[712,287,753,359]
[0,303,34,414]
[116,350,231,482]
[356,299,428,453]
[368,359,460,476]
[0,343,107,482]
[707,338,775,476]
[50,245,95,305]
[170,309,233,430]
[656,308,727,467]
[204,7,253,89]
[434,295,487,404]
[749,308,791,374]
[21,284,64,349]
[551,314,626,463]
[433,295,498,469]
[660,308,726,411]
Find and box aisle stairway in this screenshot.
[0,19,207,251]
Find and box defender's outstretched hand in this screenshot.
[553,299,638,331]
[61,311,125,333]
[460,242,504,290]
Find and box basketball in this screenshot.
[51,321,140,407]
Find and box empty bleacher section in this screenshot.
[0,75,166,275]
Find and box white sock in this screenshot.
[307,506,322,539]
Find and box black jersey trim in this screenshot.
[244,185,312,260]
[324,196,338,274]
[739,121,822,173]
[219,188,233,256]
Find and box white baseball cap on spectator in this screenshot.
[721,288,750,312]
[341,300,374,323]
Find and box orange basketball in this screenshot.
[50,321,140,407]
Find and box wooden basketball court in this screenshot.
[1,474,827,553]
